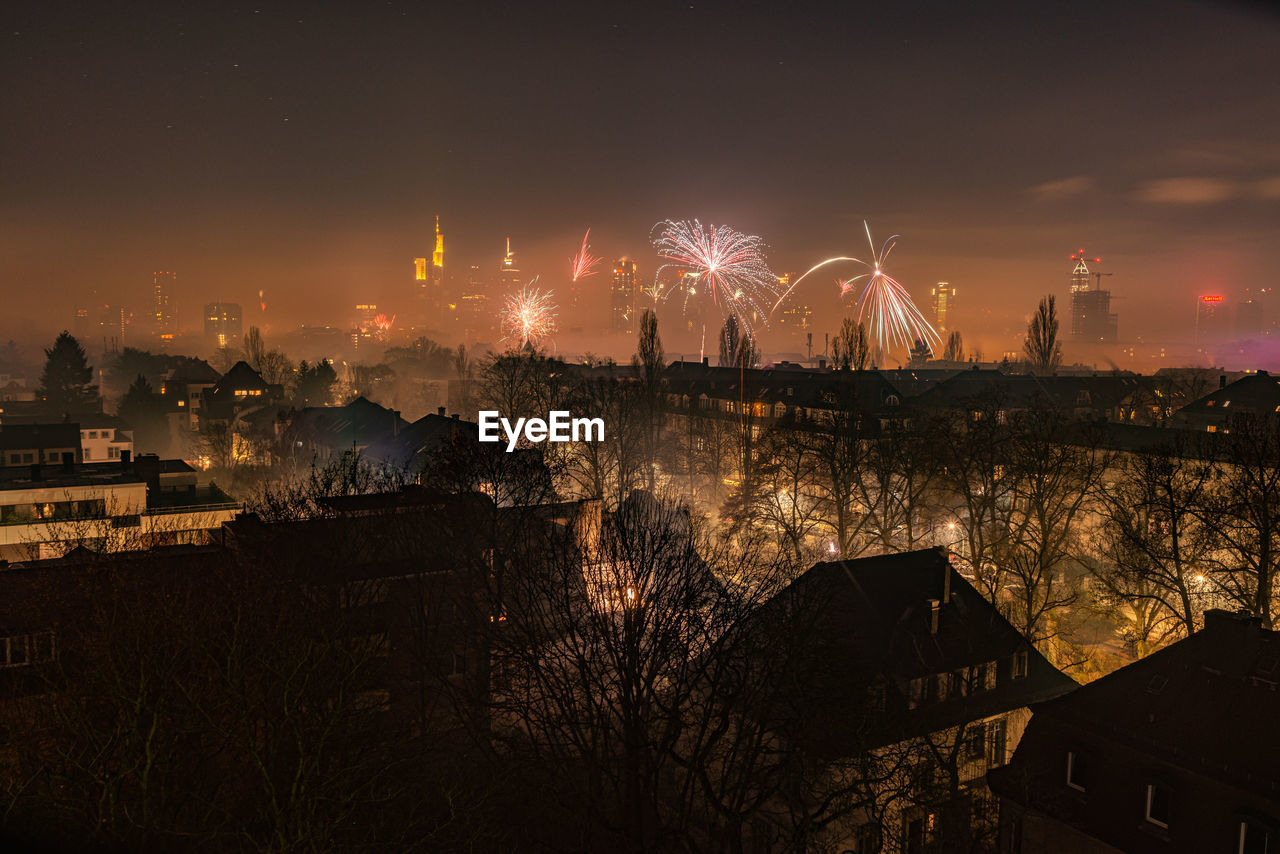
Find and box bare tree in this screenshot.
[832,317,870,372]
[1093,432,1217,652]
[1022,295,1061,376]
[942,330,964,363]
[1202,414,1280,627]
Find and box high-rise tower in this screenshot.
[498,238,521,292]
[930,282,956,333]
[610,259,638,334]
[1068,250,1117,343]
[153,271,177,347]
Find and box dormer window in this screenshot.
[1012,649,1029,679]
[1144,783,1171,829]
[1066,751,1088,791]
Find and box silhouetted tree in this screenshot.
[294,359,337,406]
[118,374,170,454]
[832,317,870,371]
[634,309,665,491]
[942,330,964,362]
[1022,295,1061,376]
[37,331,97,415]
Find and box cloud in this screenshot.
[1029,175,1096,199]
[1256,176,1280,200]
[1134,177,1235,204]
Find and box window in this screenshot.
[1012,649,1029,679]
[1,632,55,668]
[1066,751,1087,791]
[1239,820,1270,854]
[1145,783,1171,828]
[963,723,986,761]
[985,718,1007,765]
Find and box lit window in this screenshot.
[1066,751,1087,791]
[1145,783,1171,828]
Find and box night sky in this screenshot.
[4,1,1279,360]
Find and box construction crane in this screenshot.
[1092,271,1113,289]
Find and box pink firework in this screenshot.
[651,219,781,335]
[570,228,602,282]
[501,281,558,348]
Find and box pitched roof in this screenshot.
[1004,609,1280,795]
[361,412,472,469]
[291,397,410,452]
[751,548,1075,755]
[1177,370,1280,418]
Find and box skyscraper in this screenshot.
[498,238,522,292]
[930,282,956,332]
[153,271,177,346]
[204,302,243,350]
[414,216,446,328]
[1068,252,1117,344]
[610,259,638,334]
[1196,295,1228,345]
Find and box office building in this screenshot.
[610,258,638,334]
[931,282,956,333]
[153,271,177,347]
[1068,253,1117,344]
[203,302,243,350]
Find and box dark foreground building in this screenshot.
[988,608,1280,853]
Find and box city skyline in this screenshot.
[3,1,1280,364]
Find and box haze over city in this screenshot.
[4,4,1280,852]
[4,0,1280,366]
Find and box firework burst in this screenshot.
[501,280,558,348]
[774,222,938,362]
[570,229,602,281]
[651,219,782,335]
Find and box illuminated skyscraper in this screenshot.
[153,271,177,347]
[1068,251,1117,343]
[414,217,446,328]
[1196,295,1228,345]
[610,259,638,334]
[204,302,243,350]
[498,238,521,292]
[930,282,956,333]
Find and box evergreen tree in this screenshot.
[38,331,97,415]
[294,359,338,407]
[118,374,170,454]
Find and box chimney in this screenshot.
[61,451,74,474]
[928,598,941,634]
[134,453,161,494]
[1203,608,1261,634]
[1220,374,1227,389]
[702,356,709,367]
[437,405,446,416]
[451,413,459,420]
[818,358,827,370]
